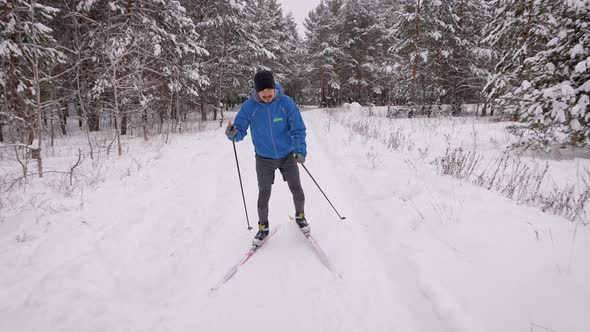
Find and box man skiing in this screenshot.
[225,70,309,246]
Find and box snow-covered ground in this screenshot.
[1,108,589,332]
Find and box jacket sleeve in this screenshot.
[287,99,307,156]
[231,102,251,142]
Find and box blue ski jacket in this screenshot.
[231,84,307,159]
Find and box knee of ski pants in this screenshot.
[258,174,274,192]
[257,172,275,191]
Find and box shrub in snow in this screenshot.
[434,146,481,180]
[435,145,589,224]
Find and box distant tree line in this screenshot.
[303,0,589,147]
[0,0,301,150]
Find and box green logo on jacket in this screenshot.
[273,117,284,123]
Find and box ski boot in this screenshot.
[253,223,270,246]
[295,212,310,234]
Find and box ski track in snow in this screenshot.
[305,112,459,332]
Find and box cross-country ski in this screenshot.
[289,215,341,279]
[210,225,282,291]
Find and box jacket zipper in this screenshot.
[267,103,279,158]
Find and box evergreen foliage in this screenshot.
[0,0,587,149]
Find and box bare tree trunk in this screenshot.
[175,91,182,133]
[0,92,5,142]
[72,12,94,159]
[14,146,28,178]
[142,109,149,141]
[217,32,227,124]
[30,0,43,177]
[121,111,127,135]
[50,104,55,148]
[112,68,122,156]
[411,0,422,105]
[59,100,67,135]
[200,94,206,121]
[320,66,325,106]
[77,90,94,159]
[114,113,121,155]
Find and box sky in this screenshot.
[277,0,321,36]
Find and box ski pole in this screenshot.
[232,137,253,230]
[300,163,346,220]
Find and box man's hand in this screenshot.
[294,153,306,164]
[225,121,237,139]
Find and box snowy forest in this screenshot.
[1,0,590,168]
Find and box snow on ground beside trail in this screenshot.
[0,108,589,332]
[304,109,590,332]
[326,107,590,209]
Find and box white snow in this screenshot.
[431,31,442,41]
[543,87,556,99]
[571,118,581,130]
[552,101,568,122]
[571,43,585,59]
[580,79,590,92]
[33,22,53,34]
[76,0,99,11]
[16,81,25,93]
[1,109,589,332]
[575,59,587,73]
[420,50,429,62]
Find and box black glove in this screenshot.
[225,125,237,139]
[294,153,306,164]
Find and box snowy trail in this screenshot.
[2,110,589,332]
[1,118,425,332]
[158,116,423,331]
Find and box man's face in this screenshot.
[258,88,275,103]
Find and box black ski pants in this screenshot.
[255,153,305,225]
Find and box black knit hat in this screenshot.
[254,70,275,92]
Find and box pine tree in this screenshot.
[272,12,305,103]
[74,0,208,151]
[516,0,590,146]
[391,0,484,114]
[304,0,346,106]
[0,0,65,176]
[0,0,64,145]
[340,0,384,104]
[482,0,551,116]
[189,0,272,120]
